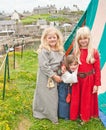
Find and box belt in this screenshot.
[77,70,95,78]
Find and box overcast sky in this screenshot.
[0,0,91,13]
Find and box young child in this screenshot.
[70,26,101,124]
[33,27,64,124]
[58,54,79,120]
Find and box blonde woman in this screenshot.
[70,26,101,124]
[33,27,64,124]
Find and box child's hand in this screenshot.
[53,75,62,83]
[92,85,98,93]
[61,65,66,74]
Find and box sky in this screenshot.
[0,0,91,14]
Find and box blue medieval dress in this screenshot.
[58,82,71,119]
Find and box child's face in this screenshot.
[46,33,58,48]
[78,37,89,48]
[69,62,78,71]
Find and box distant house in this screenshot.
[0,20,16,35]
[36,19,47,26]
[33,5,57,14]
[11,10,21,22]
[59,6,71,14]
[50,21,59,26]
[0,13,9,20]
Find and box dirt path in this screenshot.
[15,116,31,130]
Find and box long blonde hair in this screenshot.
[37,27,64,53]
[74,26,95,64]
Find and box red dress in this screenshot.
[70,49,101,121]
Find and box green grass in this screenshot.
[21,14,70,24]
[0,49,106,130]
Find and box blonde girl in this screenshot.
[70,26,101,124]
[33,27,64,124]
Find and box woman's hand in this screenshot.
[92,85,98,93]
[53,75,62,83]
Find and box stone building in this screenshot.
[33,5,57,14]
[0,20,16,35]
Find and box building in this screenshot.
[0,20,16,35]
[11,10,21,22]
[33,5,57,14]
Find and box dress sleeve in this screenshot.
[38,49,55,77]
[93,49,101,86]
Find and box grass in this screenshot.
[21,14,70,24]
[0,49,106,130]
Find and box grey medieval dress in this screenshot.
[33,48,63,123]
